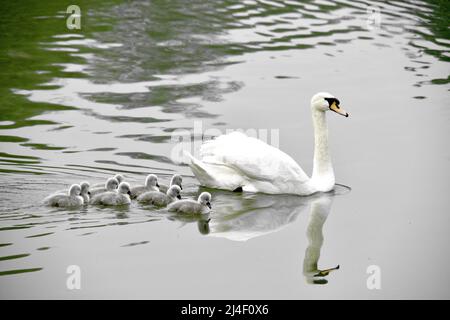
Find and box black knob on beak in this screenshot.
[177,194,182,199]
[206,202,211,209]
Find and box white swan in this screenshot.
[43,184,84,207]
[167,192,211,215]
[137,185,182,206]
[90,177,119,196]
[185,92,349,195]
[158,174,183,193]
[130,174,160,199]
[90,182,131,206]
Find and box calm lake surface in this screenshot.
[0,0,449,299]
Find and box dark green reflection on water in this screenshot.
[0,0,448,135]
[0,0,120,128]
[0,268,43,277]
[424,0,450,63]
[0,253,30,261]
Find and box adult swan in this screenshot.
[185,92,349,196]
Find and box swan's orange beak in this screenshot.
[330,101,349,117]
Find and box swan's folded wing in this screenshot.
[200,132,309,184]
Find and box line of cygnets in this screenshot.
[43,174,212,215]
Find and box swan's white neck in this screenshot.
[310,109,335,192]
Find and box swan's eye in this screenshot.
[324,97,339,108]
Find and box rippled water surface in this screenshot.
[0,0,449,299]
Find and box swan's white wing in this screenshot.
[201,132,309,181]
[190,132,310,193]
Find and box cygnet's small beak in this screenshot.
[177,194,182,200]
[206,202,212,209]
[180,185,183,190]
[88,191,91,196]
[156,183,160,188]
[329,101,349,117]
[127,191,131,196]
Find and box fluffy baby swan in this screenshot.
[137,185,181,206]
[90,182,131,206]
[158,174,183,193]
[90,177,119,196]
[113,174,125,183]
[80,181,91,203]
[44,184,84,207]
[130,174,160,199]
[92,174,125,188]
[167,192,211,215]
[53,181,90,199]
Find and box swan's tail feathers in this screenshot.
[183,150,196,163]
[183,150,243,191]
[183,150,216,186]
[183,150,205,173]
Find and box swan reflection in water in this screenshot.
[169,185,348,285]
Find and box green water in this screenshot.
[0,0,449,299]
